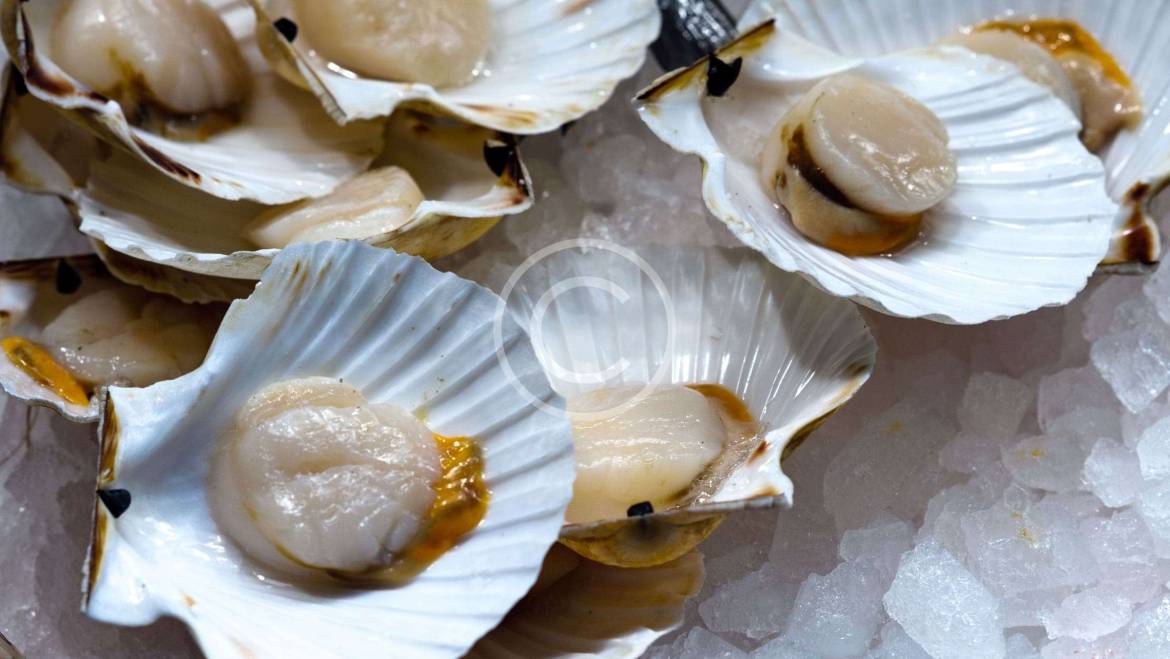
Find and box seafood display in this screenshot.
[250,0,661,131]
[288,0,490,88]
[741,0,1169,271]
[4,0,383,202]
[86,242,574,656]
[2,0,1168,657]
[0,81,531,291]
[0,256,222,422]
[505,246,875,567]
[51,0,251,137]
[638,21,1123,322]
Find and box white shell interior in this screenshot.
[742,0,1169,268]
[468,547,705,658]
[4,0,383,203]
[250,0,661,133]
[637,23,1119,324]
[503,245,875,514]
[87,242,575,659]
[1,101,531,281]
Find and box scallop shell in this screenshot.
[636,20,1122,323]
[0,58,99,197]
[0,255,224,422]
[0,77,532,282]
[80,112,531,280]
[248,0,661,133]
[86,241,575,659]
[741,0,1167,272]
[502,244,875,567]
[2,0,383,203]
[467,546,704,659]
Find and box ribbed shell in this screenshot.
[503,244,875,565]
[2,0,383,203]
[86,242,575,659]
[742,0,1167,270]
[637,21,1120,323]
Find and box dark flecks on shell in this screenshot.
[483,139,512,177]
[705,54,742,97]
[10,66,28,97]
[274,17,298,43]
[483,136,531,197]
[627,501,655,517]
[55,258,82,294]
[132,137,201,182]
[97,488,132,518]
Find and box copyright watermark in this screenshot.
[493,239,676,422]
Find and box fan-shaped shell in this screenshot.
[2,0,383,203]
[248,0,661,133]
[468,546,704,659]
[637,21,1121,323]
[78,110,532,281]
[741,0,1167,272]
[0,73,532,288]
[502,244,875,566]
[86,241,575,659]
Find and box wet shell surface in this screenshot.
[637,20,1122,324]
[0,255,222,422]
[86,241,575,658]
[0,57,100,197]
[2,0,383,203]
[742,0,1168,272]
[467,545,705,659]
[502,245,875,567]
[0,83,531,283]
[249,0,661,133]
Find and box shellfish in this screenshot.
[501,244,875,566]
[741,0,1168,272]
[87,241,574,657]
[637,20,1120,323]
[3,0,384,203]
[248,0,662,133]
[0,255,224,422]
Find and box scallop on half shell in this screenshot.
[742,0,1168,273]
[248,0,662,133]
[500,244,875,567]
[2,0,383,203]
[0,255,225,422]
[0,77,532,292]
[86,241,575,658]
[76,110,532,283]
[637,20,1124,323]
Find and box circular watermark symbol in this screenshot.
[493,239,677,422]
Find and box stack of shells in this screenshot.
[0,0,1167,657]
